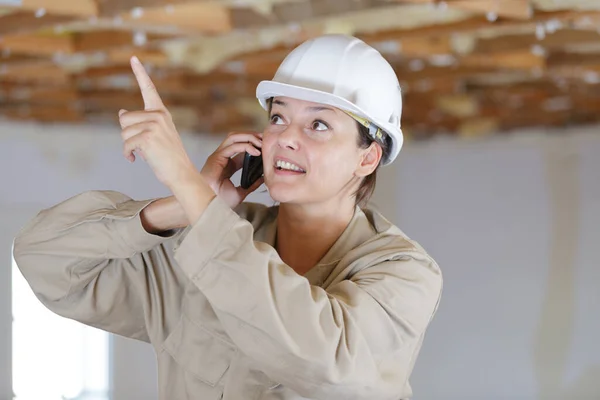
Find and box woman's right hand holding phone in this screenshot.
[199,131,264,209]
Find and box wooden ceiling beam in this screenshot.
[0,33,75,56]
[79,89,144,111]
[107,48,170,67]
[1,103,83,123]
[118,2,233,33]
[473,29,600,54]
[77,87,213,112]
[74,64,132,79]
[547,51,600,69]
[358,10,600,43]
[74,31,142,53]
[231,0,391,29]
[396,64,497,82]
[3,0,98,17]
[399,36,454,56]
[460,49,546,70]
[397,0,533,19]
[0,86,79,104]
[0,11,76,35]
[532,0,600,12]
[0,60,70,84]
[445,0,533,20]
[96,0,195,18]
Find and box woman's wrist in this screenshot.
[169,170,217,226]
[140,196,188,234]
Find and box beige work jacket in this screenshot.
[13,190,442,400]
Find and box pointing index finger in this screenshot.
[131,56,165,111]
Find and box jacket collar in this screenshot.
[255,206,378,286]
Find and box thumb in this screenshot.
[118,109,128,128]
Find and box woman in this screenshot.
[14,35,442,400]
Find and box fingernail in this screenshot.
[119,109,127,116]
[131,56,140,64]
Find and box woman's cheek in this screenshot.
[304,129,332,143]
[260,132,277,153]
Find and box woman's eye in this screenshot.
[270,114,284,125]
[312,120,329,131]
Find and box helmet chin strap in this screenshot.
[343,110,386,143]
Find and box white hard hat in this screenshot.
[256,34,403,165]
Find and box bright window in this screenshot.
[12,252,110,400]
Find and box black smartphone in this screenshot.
[240,151,263,189]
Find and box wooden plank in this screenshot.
[1,86,78,104]
[107,48,170,67]
[359,10,600,42]
[237,58,283,79]
[458,117,499,138]
[0,33,74,56]
[74,30,138,52]
[73,30,171,53]
[14,0,98,17]
[309,0,390,18]
[532,0,600,12]
[2,104,83,122]
[446,0,532,19]
[0,10,76,35]
[270,0,389,24]
[460,49,546,70]
[175,72,253,95]
[97,0,195,18]
[120,2,232,33]
[78,88,211,112]
[75,65,132,79]
[0,54,44,64]
[229,7,272,29]
[0,7,17,17]
[400,36,453,56]
[79,89,144,111]
[397,65,498,82]
[435,94,479,118]
[547,51,600,68]
[473,29,600,54]
[231,0,391,28]
[404,76,460,94]
[0,60,70,84]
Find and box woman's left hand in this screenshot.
[119,56,199,190]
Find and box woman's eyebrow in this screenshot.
[306,106,335,113]
[271,100,334,113]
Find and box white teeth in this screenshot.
[276,160,304,172]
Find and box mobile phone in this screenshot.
[240,151,263,189]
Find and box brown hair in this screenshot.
[354,122,391,208]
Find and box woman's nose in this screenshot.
[277,125,301,150]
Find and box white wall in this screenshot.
[382,132,600,400]
[1,120,599,400]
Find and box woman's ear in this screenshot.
[355,142,382,177]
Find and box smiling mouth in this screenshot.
[275,160,306,173]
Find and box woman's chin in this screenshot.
[265,183,302,204]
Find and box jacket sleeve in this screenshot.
[13,190,186,344]
[174,197,443,400]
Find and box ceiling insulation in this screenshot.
[0,0,599,140]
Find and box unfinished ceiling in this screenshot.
[0,0,599,140]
